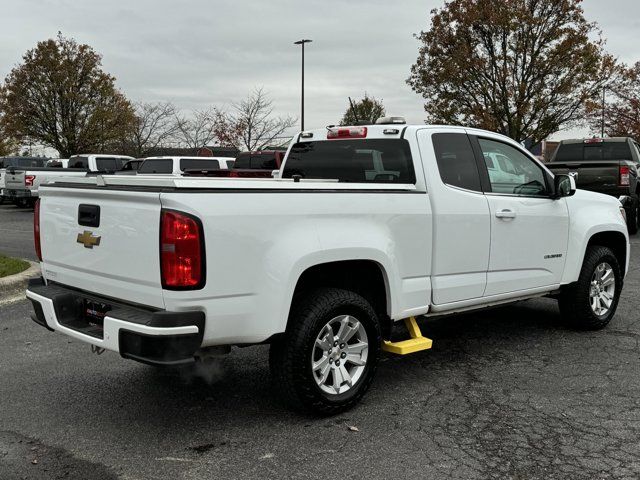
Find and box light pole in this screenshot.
[601,85,606,138]
[294,39,312,131]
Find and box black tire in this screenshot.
[270,288,381,415]
[625,195,639,234]
[558,245,622,330]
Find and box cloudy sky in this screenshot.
[1,0,639,141]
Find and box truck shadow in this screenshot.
[99,297,569,421]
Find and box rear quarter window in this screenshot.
[234,154,277,170]
[68,156,89,169]
[282,139,415,183]
[180,159,220,171]
[138,159,173,174]
[432,133,482,191]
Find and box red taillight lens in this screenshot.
[25,175,35,187]
[327,126,367,139]
[619,166,630,186]
[34,199,42,261]
[160,210,204,289]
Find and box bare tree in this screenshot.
[587,62,640,139]
[214,88,296,151]
[125,102,179,157]
[175,108,217,149]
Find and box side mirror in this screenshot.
[552,174,576,199]
[271,169,280,178]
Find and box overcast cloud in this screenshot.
[1,0,639,141]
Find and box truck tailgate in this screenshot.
[39,187,165,309]
[547,161,620,190]
[5,170,25,190]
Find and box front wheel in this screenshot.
[558,246,622,330]
[269,288,381,415]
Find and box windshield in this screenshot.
[282,139,415,183]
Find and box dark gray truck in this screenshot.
[548,137,640,233]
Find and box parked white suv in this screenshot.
[137,156,235,175]
[26,123,629,414]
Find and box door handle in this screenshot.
[495,209,516,219]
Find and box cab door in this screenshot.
[417,130,491,305]
[472,135,569,296]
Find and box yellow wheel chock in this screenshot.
[381,316,433,355]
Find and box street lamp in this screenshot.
[294,39,312,131]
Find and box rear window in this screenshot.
[234,154,278,170]
[138,159,173,174]
[282,139,415,183]
[1,158,47,168]
[96,157,126,171]
[180,159,220,171]
[68,156,89,169]
[554,142,632,161]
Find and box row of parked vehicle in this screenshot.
[0,149,287,207]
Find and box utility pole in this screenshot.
[294,39,312,131]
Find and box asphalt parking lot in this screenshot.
[1,203,640,479]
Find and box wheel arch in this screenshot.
[285,259,393,335]
[563,227,629,285]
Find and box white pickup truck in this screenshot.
[5,154,133,206]
[26,123,629,414]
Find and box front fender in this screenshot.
[561,191,629,284]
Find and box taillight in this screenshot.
[25,175,35,187]
[327,126,367,139]
[34,199,42,261]
[160,209,205,289]
[619,166,630,186]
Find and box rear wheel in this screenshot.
[270,288,381,415]
[558,246,622,330]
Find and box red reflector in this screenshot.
[620,166,630,186]
[584,138,604,144]
[160,210,204,289]
[34,199,42,261]
[327,126,367,139]
[25,175,35,187]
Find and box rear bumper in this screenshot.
[6,188,33,198]
[26,278,205,366]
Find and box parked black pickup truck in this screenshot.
[548,137,640,233]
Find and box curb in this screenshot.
[0,261,40,305]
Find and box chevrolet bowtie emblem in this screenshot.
[77,230,101,249]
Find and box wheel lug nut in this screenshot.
[340,343,345,349]
[335,360,340,366]
[341,352,346,358]
[334,341,338,347]
[329,358,333,363]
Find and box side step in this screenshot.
[381,316,433,355]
